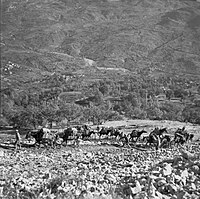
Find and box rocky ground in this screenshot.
[0,119,200,199]
[0,141,200,199]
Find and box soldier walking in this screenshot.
[14,129,21,150]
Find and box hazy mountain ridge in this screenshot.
[1,0,200,91]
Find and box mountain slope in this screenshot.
[1,0,200,126]
[1,0,200,84]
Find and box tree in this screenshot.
[99,81,110,95]
[93,89,104,105]
[160,102,184,121]
[41,102,61,128]
[103,110,124,121]
[0,117,9,126]
[58,103,83,124]
[84,105,103,124]
[8,105,43,128]
[123,93,139,108]
[165,89,174,99]
[146,106,163,120]
[182,106,200,124]
[132,108,147,119]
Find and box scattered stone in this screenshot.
[162,163,172,176]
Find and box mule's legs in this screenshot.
[136,136,140,143]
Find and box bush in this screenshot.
[0,117,9,126]
[146,107,163,120]
[160,102,184,121]
[182,106,200,124]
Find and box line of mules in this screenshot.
[25,125,123,147]
[25,125,92,147]
[24,125,194,149]
[132,127,194,150]
[99,126,194,149]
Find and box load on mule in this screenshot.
[25,127,56,147]
[145,133,160,150]
[80,125,96,140]
[110,128,122,139]
[151,127,168,138]
[142,127,168,150]
[173,127,189,146]
[188,133,194,142]
[25,128,44,146]
[98,127,113,138]
[55,127,80,146]
[129,129,147,142]
[119,133,129,147]
[144,127,168,150]
[160,135,172,148]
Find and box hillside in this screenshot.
[1,0,200,127]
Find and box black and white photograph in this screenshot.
[0,0,200,198]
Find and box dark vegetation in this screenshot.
[1,0,200,128]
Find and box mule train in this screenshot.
[24,124,194,149]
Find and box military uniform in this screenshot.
[14,130,21,150]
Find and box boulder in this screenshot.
[162,163,172,176]
[130,181,142,195]
[191,165,200,175]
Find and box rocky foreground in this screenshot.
[0,143,200,199]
